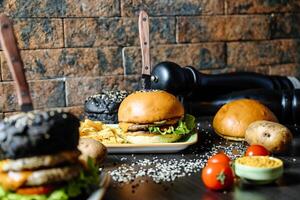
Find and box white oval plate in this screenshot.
[105,133,198,153]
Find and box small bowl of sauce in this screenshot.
[235,156,283,184]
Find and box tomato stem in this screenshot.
[216,170,226,185]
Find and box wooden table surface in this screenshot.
[102,119,300,200]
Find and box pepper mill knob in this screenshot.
[150,61,197,95]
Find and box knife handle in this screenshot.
[0,15,33,109]
[139,10,151,75]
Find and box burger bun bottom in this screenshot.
[126,132,182,144]
[214,130,245,141]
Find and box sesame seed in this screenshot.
[108,138,247,184]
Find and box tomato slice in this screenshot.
[245,144,270,156]
[16,185,55,195]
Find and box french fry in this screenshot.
[79,119,127,144]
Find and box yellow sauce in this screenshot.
[236,156,282,168]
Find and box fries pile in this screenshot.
[79,119,127,144]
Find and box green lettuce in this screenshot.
[0,158,99,200]
[148,114,196,135]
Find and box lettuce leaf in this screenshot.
[65,158,99,198]
[0,187,48,200]
[48,189,68,200]
[148,114,196,135]
[184,114,196,130]
[0,158,99,200]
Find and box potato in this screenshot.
[245,120,293,153]
[78,138,107,167]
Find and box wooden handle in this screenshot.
[0,15,33,109]
[139,10,151,75]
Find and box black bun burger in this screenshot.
[118,90,196,144]
[84,90,128,124]
[0,110,99,200]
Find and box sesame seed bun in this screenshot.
[117,90,185,144]
[118,90,184,124]
[0,111,80,159]
[213,99,278,141]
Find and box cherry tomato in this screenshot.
[245,144,269,156]
[207,152,231,165]
[16,185,55,195]
[201,163,234,190]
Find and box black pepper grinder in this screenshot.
[150,61,299,98]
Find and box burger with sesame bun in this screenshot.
[0,110,100,200]
[84,90,129,124]
[118,90,196,144]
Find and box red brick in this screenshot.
[121,0,223,17]
[200,65,273,75]
[270,14,300,39]
[123,43,226,75]
[177,16,225,42]
[224,15,270,41]
[64,17,175,47]
[226,0,300,14]
[249,67,271,74]
[10,18,63,49]
[227,39,299,67]
[202,63,300,76]
[0,0,65,17]
[65,75,139,106]
[268,63,300,76]
[0,85,4,112]
[3,106,85,120]
[1,48,124,81]
[0,80,65,112]
[229,63,300,77]
[177,15,270,43]
[64,0,119,17]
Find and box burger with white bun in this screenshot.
[118,90,196,144]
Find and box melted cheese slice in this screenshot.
[0,160,8,172]
[0,171,32,190]
[119,122,134,132]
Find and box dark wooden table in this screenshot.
[102,119,300,200]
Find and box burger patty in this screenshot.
[0,151,80,172]
[26,166,81,186]
[125,131,163,136]
[127,124,174,132]
[120,117,181,132]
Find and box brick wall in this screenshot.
[0,0,300,119]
